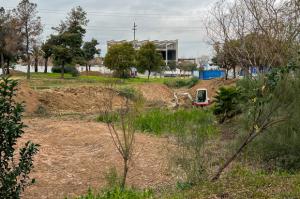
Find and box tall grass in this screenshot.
[134,108,215,136]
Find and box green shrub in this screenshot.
[213,87,241,123]
[76,188,153,199]
[242,68,300,171]
[0,77,39,198]
[118,87,141,101]
[51,66,80,77]
[164,77,198,88]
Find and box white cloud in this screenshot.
[1,0,217,58]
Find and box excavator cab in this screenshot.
[193,89,210,107]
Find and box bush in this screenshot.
[242,68,300,171]
[164,77,199,88]
[0,77,39,198]
[51,66,80,77]
[118,87,141,101]
[213,86,241,123]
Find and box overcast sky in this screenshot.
[1,0,216,58]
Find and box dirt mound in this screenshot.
[135,83,174,104]
[16,82,40,115]
[38,86,125,114]
[21,118,173,199]
[189,78,237,99]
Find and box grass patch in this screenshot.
[74,187,153,199]
[164,77,198,88]
[134,108,215,136]
[163,165,300,199]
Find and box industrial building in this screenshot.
[107,40,179,65]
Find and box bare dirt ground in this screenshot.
[189,78,237,99]
[20,118,173,199]
[134,83,174,105]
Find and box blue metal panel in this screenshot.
[199,70,225,80]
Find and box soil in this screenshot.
[20,118,173,199]
[134,83,174,105]
[16,82,41,115]
[189,78,237,99]
[37,86,125,114]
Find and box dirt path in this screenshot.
[20,118,173,199]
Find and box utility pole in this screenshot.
[132,22,137,48]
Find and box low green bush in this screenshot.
[51,66,80,77]
[213,86,241,123]
[117,87,141,101]
[164,77,198,88]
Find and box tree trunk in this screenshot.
[120,159,129,189]
[6,59,10,75]
[86,64,88,72]
[34,57,38,73]
[61,61,65,79]
[0,53,4,75]
[147,70,151,80]
[25,22,30,80]
[44,57,48,73]
[212,132,254,181]
[225,68,229,80]
[89,65,91,71]
[233,65,236,79]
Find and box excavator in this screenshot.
[173,89,211,108]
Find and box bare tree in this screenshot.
[15,0,42,79]
[101,84,142,189]
[207,0,300,74]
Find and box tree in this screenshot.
[41,39,54,73]
[32,44,41,73]
[198,55,210,67]
[0,8,22,75]
[15,0,42,79]
[104,43,135,78]
[136,42,164,79]
[51,6,89,78]
[0,77,39,198]
[50,34,73,79]
[178,61,197,76]
[83,39,100,71]
[206,0,300,74]
[101,84,143,189]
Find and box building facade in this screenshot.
[107,40,179,64]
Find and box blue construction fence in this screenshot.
[192,70,225,80]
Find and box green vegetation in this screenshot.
[51,66,80,77]
[136,42,164,79]
[104,42,135,78]
[133,108,215,136]
[213,86,241,123]
[0,77,39,198]
[163,77,198,88]
[164,165,300,199]
[75,188,153,199]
